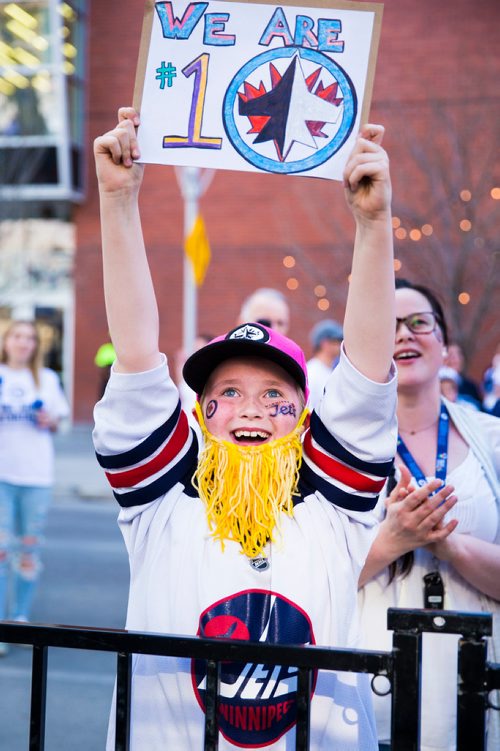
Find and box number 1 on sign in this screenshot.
[163,53,222,150]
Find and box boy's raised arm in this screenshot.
[93,107,162,374]
[94,114,394,380]
[342,124,395,383]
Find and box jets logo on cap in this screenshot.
[227,324,270,342]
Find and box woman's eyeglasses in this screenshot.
[396,311,441,335]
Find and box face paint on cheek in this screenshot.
[267,402,281,417]
[283,402,297,418]
[205,400,218,419]
[267,401,297,418]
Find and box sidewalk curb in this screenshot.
[53,485,113,501]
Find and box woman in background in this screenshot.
[0,320,69,654]
[358,279,500,751]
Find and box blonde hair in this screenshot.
[1,320,42,388]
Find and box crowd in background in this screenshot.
[0,278,498,750]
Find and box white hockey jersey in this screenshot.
[93,350,397,750]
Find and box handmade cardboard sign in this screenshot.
[134,0,383,180]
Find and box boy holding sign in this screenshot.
[93,106,396,750]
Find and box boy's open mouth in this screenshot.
[232,429,271,444]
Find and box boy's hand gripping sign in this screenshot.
[134,0,383,180]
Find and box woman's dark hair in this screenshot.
[383,468,412,582]
[395,278,449,346]
[388,279,449,582]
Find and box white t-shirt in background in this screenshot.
[0,365,69,486]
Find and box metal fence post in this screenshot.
[457,635,488,751]
[388,610,422,751]
[115,651,132,751]
[295,667,312,751]
[390,629,421,751]
[204,659,220,751]
[29,644,48,751]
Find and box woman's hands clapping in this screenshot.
[383,465,458,555]
[359,465,458,587]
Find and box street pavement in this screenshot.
[53,422,112,501]
[0,424,130,750]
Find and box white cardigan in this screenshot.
[444,399,500,751]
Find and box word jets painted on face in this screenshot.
[224,46,356,175]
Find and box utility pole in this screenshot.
[177,165,199,357]
[176,166,215,356]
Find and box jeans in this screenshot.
[0,481,52,621]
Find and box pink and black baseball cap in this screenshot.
[183,323,309,401]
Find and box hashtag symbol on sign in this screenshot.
[156,61,177,89]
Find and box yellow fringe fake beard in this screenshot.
[193,403,308,558]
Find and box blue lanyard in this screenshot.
[397,402,450,488]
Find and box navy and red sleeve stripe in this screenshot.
[95,401,198,507]
[299,411,393,511]
[104,410,190,489]
[96,400,183,470]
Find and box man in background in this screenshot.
[238,288,290,335]
[445,342,482,410]
[307,319,344,410]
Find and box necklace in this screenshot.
[398,417,439,436]
[398,403,450,488]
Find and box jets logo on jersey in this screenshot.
[191,590,316,747]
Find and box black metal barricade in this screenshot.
[0,608,499,751]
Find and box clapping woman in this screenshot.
[358,279,500,751]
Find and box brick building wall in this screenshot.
[73,0,499,421]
